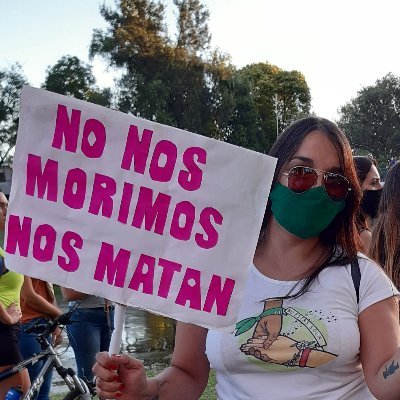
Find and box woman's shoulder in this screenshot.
[357,253,383,271]
[355,254,398,312]
[351,253,388,280]
[326,253,390,289]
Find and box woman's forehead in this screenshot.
[367,164,381,180]
[290,130,341,170]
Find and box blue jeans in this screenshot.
[20,318,53,400]
[67,307,114,383]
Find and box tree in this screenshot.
[0,63,28,166]
[338,73,400,161]
[223,75,264,151]
[90,0,236,138]
[234,62,311,152]
[41,55,112,107]
[89,1,311,154]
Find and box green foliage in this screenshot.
[235,62,311,152]
[89,0,170,72]
[223,75,264,151]
[0,1,312,159]
[0,63,28,166]
[41,55,112,107]
[89,0,311,155]
[200,369,217,400]
[90,0,236,138]
[338,73,400,162]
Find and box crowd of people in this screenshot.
[0,189,114,399]
[0,116,400,399]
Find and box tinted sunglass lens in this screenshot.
[288,167,317,193]
[324,174,349,201]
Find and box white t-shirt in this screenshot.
[206,256,397,400]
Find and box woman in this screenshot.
[20,277,63,400]
[60,288,114,385]
[353,156,383,252]
[369,161,400,290]
[93,118,400,400]
[0,191,30,399]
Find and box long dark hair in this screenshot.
[258,117,362,297]
[353,156,377,232]
[353,156,376,184]
[369,162,400,289]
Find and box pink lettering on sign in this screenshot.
[92,244,236,316]
[195,207,223,249]
[32,224,56,262]
[117,182,134,224]
[149,140,177,182]
[6,214,83,272]
[26,154,58,202]
[24,155,223,249]
[6,215,32,257]
[58,231,83,272]
[178,147,207,191]
[52,105,81,152]
[128,254,155,294]
[121,125,153,173]
[121,124,207,192]
[63,168,87,209]
[175,268,202,311]
[203,275,235,316]
[169,201,195,241]
[157,258,182,298]
[88,173,117,218]
[52,104,106,158]
[93,242,131,288]
[81,119,106,158]
[131,187,171,235]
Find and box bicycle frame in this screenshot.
[0,339,89,400]
[0,304,91,400]
[24,336,88,400]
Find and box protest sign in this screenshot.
[5,86,276,332]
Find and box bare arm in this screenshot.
[0,302,10,323]
[0,302,21,324]
[21,277,62,318]
[94,322,210,400]
[60,287,90,301]
[360,296,400,399]
[154,322,210,399]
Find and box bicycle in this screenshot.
[0,302,92,400]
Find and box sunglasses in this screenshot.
[282,166,351,202]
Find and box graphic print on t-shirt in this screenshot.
[235,298,338,371]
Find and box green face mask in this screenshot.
[269,183,345,239]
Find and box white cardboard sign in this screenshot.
[5,86,276,332]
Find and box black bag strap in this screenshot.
[351,257,361,304]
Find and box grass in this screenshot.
[200,369,217,400]
[51,369,217,400]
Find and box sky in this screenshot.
[2,0,400,121]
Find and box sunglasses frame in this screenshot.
[282,165,351,202]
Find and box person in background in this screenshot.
[369,161,400,290]
[0,191,30,398]
[353,156,383,252]
[20,277,63,400]
[93,118,400,400]
[60,288,114,386]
